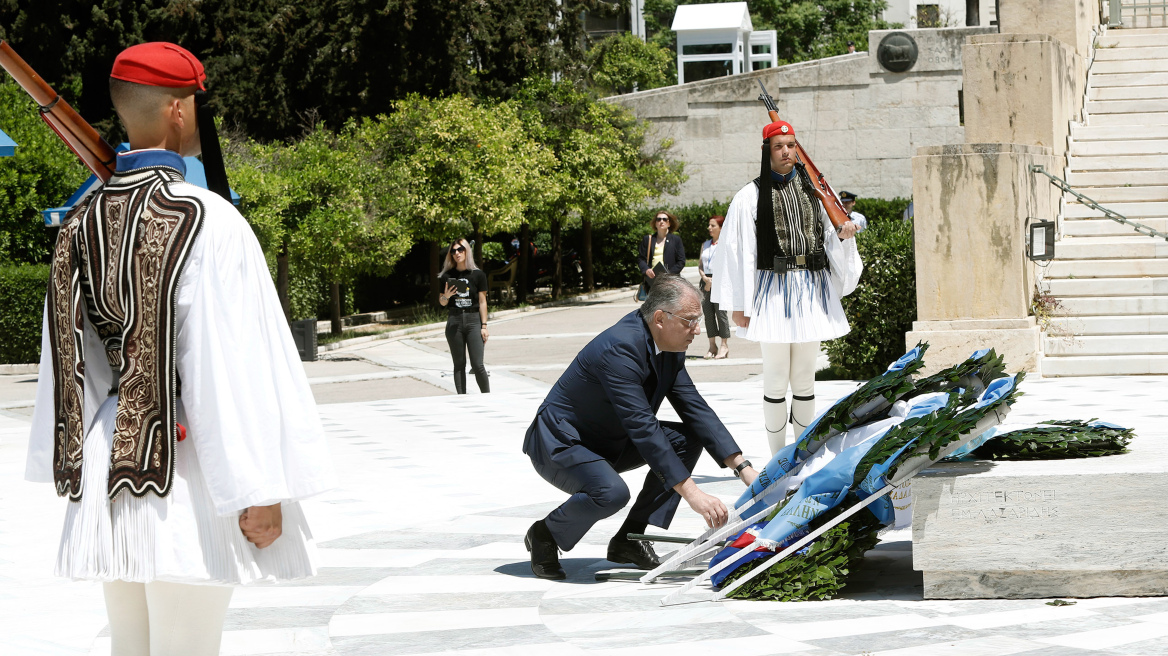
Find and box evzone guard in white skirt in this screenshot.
[712,119,863,454]
[25,43,335,654]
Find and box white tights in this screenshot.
[103,580,233,656]
[761,341,820,455]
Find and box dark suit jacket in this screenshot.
[523,310,740,490]
[637,233,686,276]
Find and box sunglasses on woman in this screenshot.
[452,246,466,253]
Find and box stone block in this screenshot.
[855,129,911,159]
[963,34,1078,157]
[814,109,852,131]
[685,138,725,165]
[869,27,997,75]
[722,136,763,164]
[998,0,1096,61]
[912,434,1168,598]
[685,116,723,139]
[912,143,1059,322]
[906,318,1041,374]
[609,89,688,119]
[925,105,959,127]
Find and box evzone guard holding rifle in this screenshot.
[713,83,863,455]
[14,42,335,654]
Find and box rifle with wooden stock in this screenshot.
[0,40,118,181]
[757,80,850,231]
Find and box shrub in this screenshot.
[824,199,916,379]
[0,264,49,364]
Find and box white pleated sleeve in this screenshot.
[711,182,758,315]
[821,205,863,298]
[173,184,336,515]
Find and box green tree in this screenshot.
[361,94,556,302]
[517,78,684,296]
[587,32,675,95]
[0,81,89,265]
[227,125,412,332]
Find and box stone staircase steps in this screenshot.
[1061,217,1168,237]
[1047,276,1168,296]
[1066,153,1168,169]
[1097,33,1168,47]
[1059,185,1168,202]
[1092,59,1168,74]
[1043,28,1168,376]
[1048,258,1168,277]
[1048,314,1168,334]
[1071,140,1168,156]
[1067,169,1168,187]
[1063,201,1168,218]
[1044,334,1168,356]
[1089,85,1168,100]
[1089,71,1168,87]
[1089,112,1168,126]
[1054,236,1168,260]
[1093,45,1168,61]
[1058,295,1168,315]
[1039,354,1168,376]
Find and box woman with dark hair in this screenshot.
[636,210,686,301]
[438,238,490,394]
[698,216,731,359]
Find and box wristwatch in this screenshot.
[732,460,753,479]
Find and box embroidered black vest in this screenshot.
[48,160,204,501]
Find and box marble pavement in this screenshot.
[4,369,1168,655]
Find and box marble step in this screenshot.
[1088,111,1168,126]
[1060,217,1168,237]
[1092,45,1168,61]
[1054,236,1168,260]
[1085,98,1168,114]
[1068,154,1168,171]
[1047,258,1168,278]
[1057,294,1168,315]
[1113,16,1168,29]
[1072,123,1168,141]
[1062,200,1168,218]
[1089,84,1168,100]
[1040,353,1168,376]
[1096,34,1168,48]
[1070,139,1168,156]
[1060,185,1168,203]
[1046,314,1168,334]
[1092,58,1168,74]
[1067,169,1168,187]
[1089,71,1168,88]
[1043,334,1168,356]
[1046,276,1168,297]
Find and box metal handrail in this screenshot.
[1030,164,1168,242]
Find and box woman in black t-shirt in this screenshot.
[438,238,490,393]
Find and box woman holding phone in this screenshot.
[438,238,490,393]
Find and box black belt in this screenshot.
[769,251,827,274]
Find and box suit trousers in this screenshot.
[534,421,704,551]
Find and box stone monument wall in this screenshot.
[608,26,996,205]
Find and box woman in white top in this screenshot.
[698,215,731,359]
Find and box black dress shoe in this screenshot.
[525,520,566,580]
[607,535,661,570]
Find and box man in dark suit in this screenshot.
[522,275,759,579]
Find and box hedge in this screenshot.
[824,198,916,379]
[0,264,49,364]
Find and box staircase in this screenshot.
[1041,27,1168,376]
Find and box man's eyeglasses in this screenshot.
[662,309,702,329]
[452,246,466,253]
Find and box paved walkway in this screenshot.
[3,290,1168,655]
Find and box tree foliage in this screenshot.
[643,0,897,71]
[587,32,675,94]
[0,81,89,265]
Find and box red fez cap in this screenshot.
[111,42,206,91]
[763,120,795,140]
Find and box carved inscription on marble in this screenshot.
[948,489,1059,521]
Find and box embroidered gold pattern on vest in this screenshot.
[49,168,203,501]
